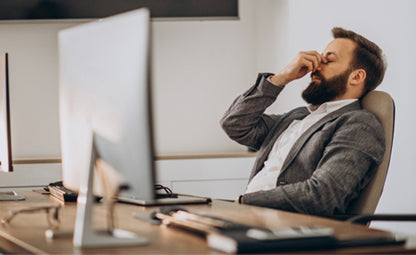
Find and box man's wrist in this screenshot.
[268,74,289,87]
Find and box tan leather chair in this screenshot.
[345,90,416,224]
[346,90,395,215]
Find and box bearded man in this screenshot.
[220,27,387,217]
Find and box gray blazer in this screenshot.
[220,73,385,216]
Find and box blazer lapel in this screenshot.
[278,101,362,177]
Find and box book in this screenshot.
[207,226,337,253]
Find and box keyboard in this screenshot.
[48,185,78,202]
[155,192,179,199]
[45,182,194,204]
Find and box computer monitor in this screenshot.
[59,9,155,202]
[0,53,25,201]
[59,8,153,247]
[59,8,209,247]
[0,53,13,173]
[59,8,210,206]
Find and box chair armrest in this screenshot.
[346,214,416,225]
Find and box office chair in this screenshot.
[346,90,395,216]
[330,90,393,222]
[342,90,416,225]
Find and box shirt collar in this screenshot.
[307,99,358,114]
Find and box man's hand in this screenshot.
[270,51,327,86]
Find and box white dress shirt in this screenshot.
[244,99,357,194]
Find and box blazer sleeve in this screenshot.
[220,73,284,150]
[242,110,386,216]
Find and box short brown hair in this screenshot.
[332,27,386,94]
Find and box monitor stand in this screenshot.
[73,134,148,247]
[0,191,25,201]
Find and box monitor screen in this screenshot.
[0,53,13,173]
[58,8,155,200]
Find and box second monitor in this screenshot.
[58,8,209,208]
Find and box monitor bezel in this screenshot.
[0,52,13,172]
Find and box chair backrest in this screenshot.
[347,90,395,215]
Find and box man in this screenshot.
[220,27,387,216]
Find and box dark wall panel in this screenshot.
[0,0,238,20]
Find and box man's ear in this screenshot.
[349,69,366,85]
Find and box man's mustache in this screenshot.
[311,71,324,80]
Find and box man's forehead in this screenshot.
[323,38,356,57]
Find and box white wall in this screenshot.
[0,21,76,158]
[0,0,415,235]
[151,1,257,154]
[0,1,260,159]
[156,156,255,200]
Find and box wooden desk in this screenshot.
[0,191,415,254]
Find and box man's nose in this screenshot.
[317,56,326,71]
[316,63,323,71]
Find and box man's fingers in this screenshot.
[303,55,319,72]
[300,58,315,74]
[301,51,322,72]
[275,50,325,85]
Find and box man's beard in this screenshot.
[302,68,351,105]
